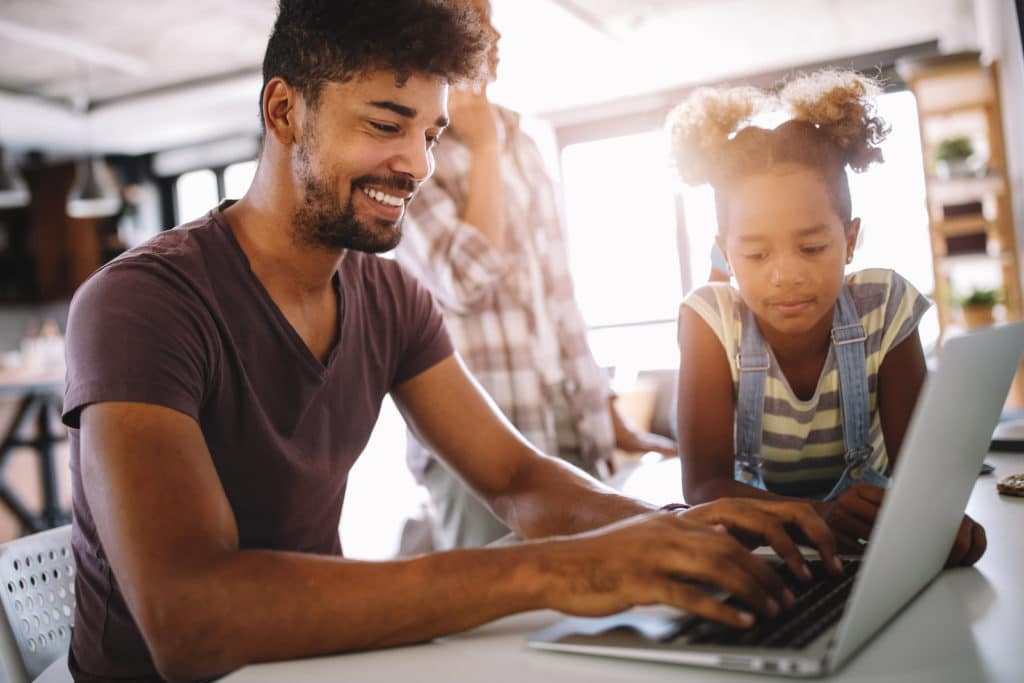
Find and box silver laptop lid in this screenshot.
[828,321,1024,668]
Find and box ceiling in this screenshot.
[0,0,980,157]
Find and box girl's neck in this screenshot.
[759,305,836,362]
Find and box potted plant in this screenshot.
[957,288,1001,328]
[935,136,977,178]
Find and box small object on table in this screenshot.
[980,462,994,475]
[996,473,1024,497]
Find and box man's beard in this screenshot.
[292,144,411,253]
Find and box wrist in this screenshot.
[509,539,571,611]
[809,500,832,517]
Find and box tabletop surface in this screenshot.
[0,368,64,397]
[224,453,1024,683]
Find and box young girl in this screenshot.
[669,71,985,564]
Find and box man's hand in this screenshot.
[448,86,500,152]
[539,512,790,627]
[682,498,842,580]
[817,483,987,566]
[539,499,838,627]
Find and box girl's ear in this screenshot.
[844,218,862,264]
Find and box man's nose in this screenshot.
[392,138,433,183]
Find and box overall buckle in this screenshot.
[831,324,867,346]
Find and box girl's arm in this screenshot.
[876,329,928,470]
[678,306,884,553]
[677,306,798,505]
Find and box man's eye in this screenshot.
[743,252,767,261]
[370,122,399,134]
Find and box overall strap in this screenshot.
[735,303,770,486]
[832,285,872,470]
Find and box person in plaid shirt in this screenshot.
[397,0,677,550]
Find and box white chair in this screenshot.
[0,525,74,683]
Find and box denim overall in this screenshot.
[734,286,889,501]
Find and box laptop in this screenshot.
[529,320,1024,677]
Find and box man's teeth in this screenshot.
[361,187,404,207]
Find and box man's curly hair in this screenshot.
[260,0,491,125]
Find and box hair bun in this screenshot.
[780,70,889,171]
[666,86,770,185]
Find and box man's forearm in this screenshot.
[684,476,828,515]
[489,452,656,539]
[138,544,552,681]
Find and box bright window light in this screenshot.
[224,160,257,200]
[174,169,218,224]
[561,130,683,377]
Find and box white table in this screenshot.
[224,452,1024,682]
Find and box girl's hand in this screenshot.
[820,484,987,566]
[946,514,986,566]
[817,483,885,554]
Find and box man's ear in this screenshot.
[845,218,862,264]
[263,77,303,147]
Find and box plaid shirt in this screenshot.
[397,106,614,479]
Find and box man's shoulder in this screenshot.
[105,212,220,269]
[72,213,224,312]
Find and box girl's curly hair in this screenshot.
[666,70,890,227]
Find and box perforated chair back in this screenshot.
[0,525,75,683]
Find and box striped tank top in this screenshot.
[681,269,930,497]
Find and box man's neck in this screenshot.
[223,180,343,302]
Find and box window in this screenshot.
[172,160,257,225]
[560,130,684,383]
[174,169,218,224]
[223,160,258,199]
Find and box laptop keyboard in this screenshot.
[669,559,861,649]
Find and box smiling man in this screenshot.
[63,1,841,681]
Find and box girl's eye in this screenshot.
[743,252,767,261]
[801,244,828,255]
[426,134,441,149]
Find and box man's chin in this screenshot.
[344,221,403,253]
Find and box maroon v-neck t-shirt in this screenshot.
[62,204,453,680]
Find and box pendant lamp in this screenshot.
[66,155,122,218]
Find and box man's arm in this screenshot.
[80,401,558,680]
[83,363,839,680]
[393,354,652,536]
[392,354,838,567]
